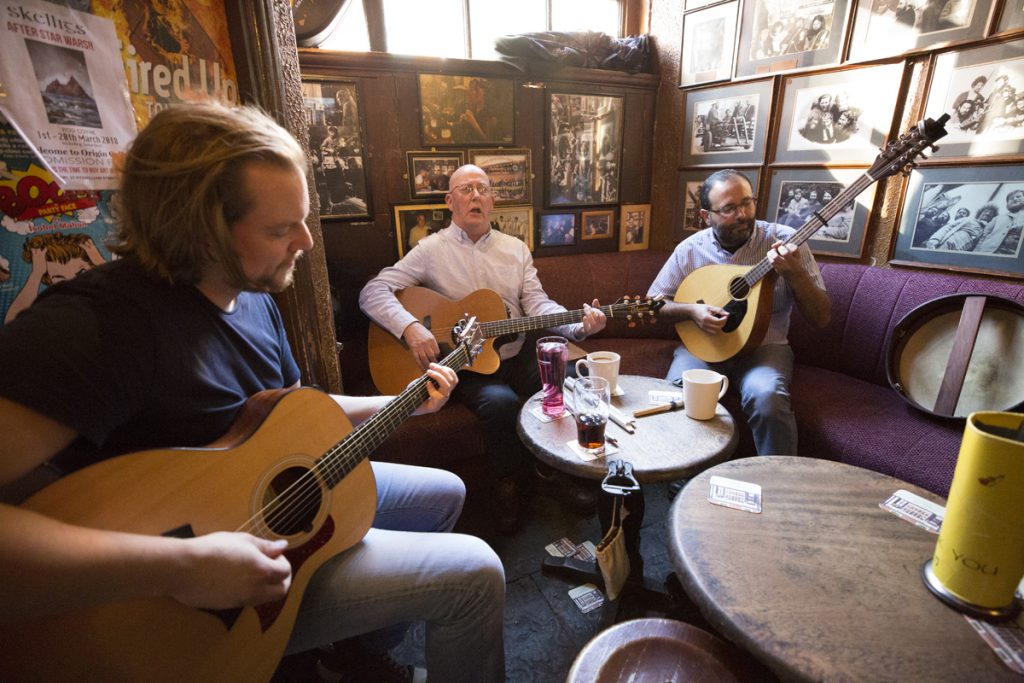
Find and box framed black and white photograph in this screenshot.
[924,39,1024,160]
[681,79,773,166]
[620,204,652,251]
[680,1,739,87]
[891,164,1024,277]
[734,0,851,77]
[489,205,534,250]
[418,74,515,146]
[847,0,995,63]
[676,168,760,241]
[581,208,615,240]
[300,78,371,219]
[774,64,904,164]
[995,0,1024,34]
[548,92,624,206]
[766,168,876,257]
[393,204,452,258]
[407,151,464,199]
[469,148,532,204]
[538,211,578,247]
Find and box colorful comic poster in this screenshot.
[0,0,136,189]
[0,114,113,326]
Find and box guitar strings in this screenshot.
[421,301,645,342]
[234,345,472,540]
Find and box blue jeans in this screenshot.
[286,461,506,682]
[667,343,797,456]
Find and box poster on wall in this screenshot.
[0,113,112,326]
[0,1,241,329]
[0,0,136,189]
[547,92,624,206]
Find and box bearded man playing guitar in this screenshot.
[647,169,831,468]
[0,103,504,683]
[360,164,607,533]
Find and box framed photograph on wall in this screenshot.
[774,63,904,164]
[681,79,773,166]
[407,151,464,199]
[581,208,615,240]
[300,78,371,219]
[620,204,652,251]
[891,164,1024,277]
[676,168,760,241]
[680,1,739,87]
[469,148,532,204]
[538,211,578,247]
[393,203,452,259]
[734,0,851,78]
[489,205,534,250]
[847,0,995,63]
[418,74,515,146]
[995,0,1024,34]
[766,168,876,257]
[924,39,1024,160]
[548,92,624,206]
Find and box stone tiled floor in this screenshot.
[274,478,752,682]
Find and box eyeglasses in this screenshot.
[449,183,492,197]
[707,196,757,218]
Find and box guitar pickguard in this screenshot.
[254,515,335,632]
[695,297,747,333]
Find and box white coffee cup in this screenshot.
[682,369,728,420]
[576,351,621,395]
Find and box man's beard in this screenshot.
[243,253,302,293]
[714,218,755,250]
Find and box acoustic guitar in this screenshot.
[367,287,664,395]
[675,113,950,363]
[0,321,484,682]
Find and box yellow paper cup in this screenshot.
[922,411,1024,620]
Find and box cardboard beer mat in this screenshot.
[708,475,762,513]
[566,439,619,462]
[569,584,605,613]
[544,537,597,562]
[966,615,1024,674]
[529,403,570,423]
[648,390,683,405]
[879,489,944,534]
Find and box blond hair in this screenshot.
[111,101,306,285]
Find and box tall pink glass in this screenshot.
[536,336,569,417]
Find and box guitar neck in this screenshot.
[317,344,471,488]
[742,171,879,288]
[478,302,631,338]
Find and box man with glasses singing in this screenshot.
[360,165,606,533]
[647,169,831,470]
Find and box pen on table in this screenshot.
[633,398,684,418]
[605,435,619,448]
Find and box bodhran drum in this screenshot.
[886,294,1024,419]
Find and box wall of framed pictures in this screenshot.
[298,50,658,273]
[664,0,1024,277]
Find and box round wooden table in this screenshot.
[668,456,1022,682]
[517,374,738,483]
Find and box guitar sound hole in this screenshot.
[728,278,750,300]
[262,466,322,536]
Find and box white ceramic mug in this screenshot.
[576,351,621,395]
[682,369,729,420]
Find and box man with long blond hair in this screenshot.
[0,102,504,683]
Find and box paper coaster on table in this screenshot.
[529,404,570,423]
[708,475,762,513]
[965,615,1024,674]
[880,489,944,534]
[648,389,683,405]
[569,584,605,613]
[566,439,619,461]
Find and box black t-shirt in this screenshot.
[0,259,300,469]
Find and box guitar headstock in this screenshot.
[453,316,484,367]
[869,113,950,181]
[614,294,666,328]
